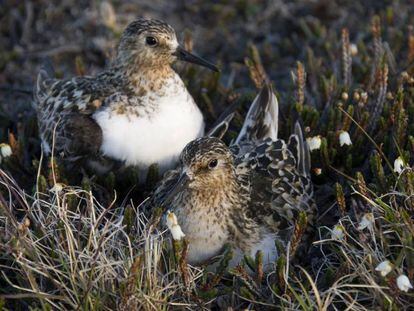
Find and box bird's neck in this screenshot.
[190,173,245,212]
[112,58,178,95]
[179,173,260,253]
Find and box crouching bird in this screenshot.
[145,84,315,270]
[35,18,218,179]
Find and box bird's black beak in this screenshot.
[161,171,190,208]
[173,46,219,72]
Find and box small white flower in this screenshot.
[100,1,117,30]
[397,274,413,292]
[331,224,345,240]
[353,92,360,101]
[357,213,374,230]
[375,260,393,277]
[0,143,12,158]
[170,225,186,241]
[166,210,178,228]
[361,92,368,102]
[339,131,352,147]
[306,136,322,151]
[50,183,64,193]
[393,156,405,174]
[349,43,358,56]
[401,71,409,80]
[166,211,185,240]
[313,168,322,176]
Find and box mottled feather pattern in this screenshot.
[235,137,314,240]
[144,91,314,266]
[235,83,279,147]
[148,169,181,210]
[34,18,207,176]
[123,18,175,37]
[36,71,118,157]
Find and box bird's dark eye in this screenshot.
[208,159,218,169]
[146,36,158,46]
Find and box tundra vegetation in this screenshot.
[1,1,414,310]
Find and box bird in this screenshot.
[35,18,218,179]
[145,84,314,270]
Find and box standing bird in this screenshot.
[35,18,218,178]
[146,84,314,269]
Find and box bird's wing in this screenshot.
[235,83,279,146]
[141,168,181,217]
[35,70,117,114]
[235,137,313,239]
[59,113,103,159]
[35,70,120,158]
[206,112,235,139]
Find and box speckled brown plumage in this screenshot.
[145,85,315,268]
[34,18,216,176]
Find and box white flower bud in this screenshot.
[397,274,413,292]
[339,131,352,147]
[375,260,393,277]
[353,91,360,101]
[349,43,358,56]
[361,92,368,102]
[100,1,117,30]
[393,156,405,174]
[50,183,64,193]
[166,211,185,240]
[401,71,409,80]
[24,217,30,227]
[331,224,345,240]
[306,136,322,151]
[313,168,322,176]
[0,143,12,158]
[357,213,374,230]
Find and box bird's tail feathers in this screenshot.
[288,121,311,177]
[235,83,279,144]
[207,112,235,139]
[34,61,55,105]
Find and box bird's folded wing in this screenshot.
[235,138,313,233]
[36,73,116,115]
[61,113,103,158]
[141,169,181,216]
[35,72,120,158]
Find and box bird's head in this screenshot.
[161,138,235,207]
[180,137,234,188]
[117,18,218,72]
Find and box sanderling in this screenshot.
[35,18,218,179]
[146,84,315,269]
